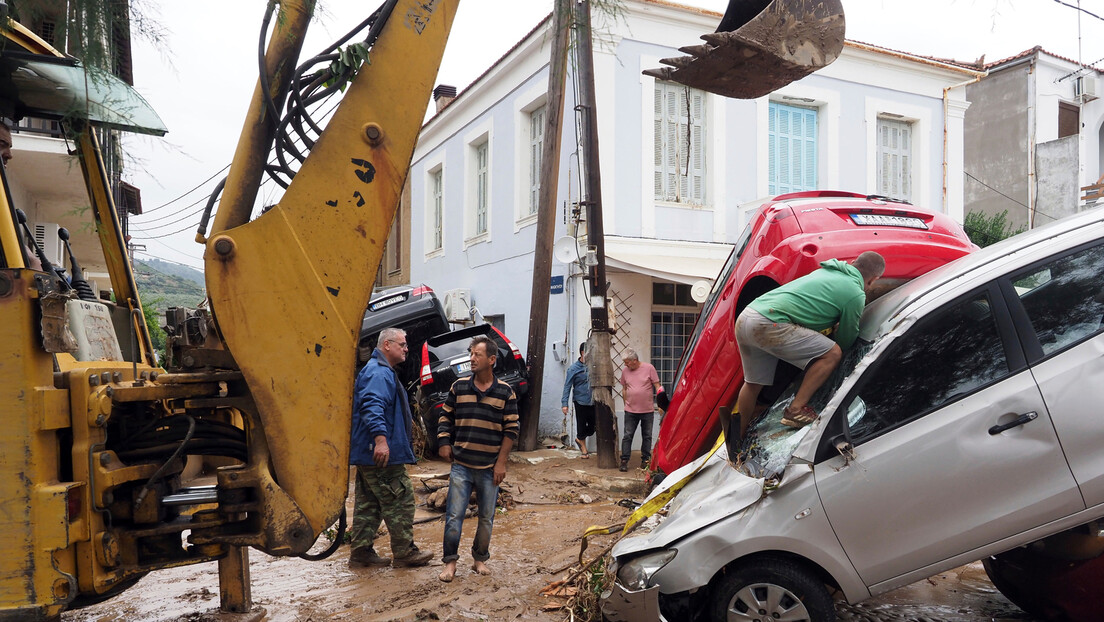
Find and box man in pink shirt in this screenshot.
[618,348,664,472]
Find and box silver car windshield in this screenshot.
[738,339,875,478]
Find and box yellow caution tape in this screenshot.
[576,429,729,565]
[579,522,626,566]
[622,430,728,535]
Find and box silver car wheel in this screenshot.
[728,581,811,622]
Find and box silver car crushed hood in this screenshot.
[613,446,767,557]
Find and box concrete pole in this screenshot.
[519,0,572,451]
[576,0,618,469]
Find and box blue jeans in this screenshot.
[442,463,498,563]
[621,411,654,463]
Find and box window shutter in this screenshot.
[654,82,708,203]
[769,102,817,194]
[432,170,443,250]
[691,89,705,202]
[876,117,912,201]
[654,86,665,199]
[529,106,545,216]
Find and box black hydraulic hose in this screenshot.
[134,415,196,507]
[258,0,284,129]
[196,177,227,239]
[299,508,347,561]
[116,439,247,462]
[263,0,400,188]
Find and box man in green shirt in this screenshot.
[733,251,885,442]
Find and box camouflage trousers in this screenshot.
[349,464,416,557]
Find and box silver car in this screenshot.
[601,207,1104,622]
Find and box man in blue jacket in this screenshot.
[348,327,433,568]
[561,342,594,458]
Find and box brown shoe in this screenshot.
[393,546,433,567]
[349,547,390,567]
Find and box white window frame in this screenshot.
[464,122,492,247]
[865,97,930,208]
[423,152,445,261]
[475,142,489,234]
[429,166,444,253]
[514,86,548,230]
[756,86,840,197]
[638,55,726,241]
[653,81,708,206]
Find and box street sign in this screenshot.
[550,275,564,294]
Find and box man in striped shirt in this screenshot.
[436,335,519,582]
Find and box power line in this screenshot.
[1051,0,1104,24]
[964,171,1059,223]
[139,163,232,214]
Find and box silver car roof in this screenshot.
[859,205,1104,342]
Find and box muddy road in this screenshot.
[61,450,1037,622]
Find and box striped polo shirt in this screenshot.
[438,376,519,469]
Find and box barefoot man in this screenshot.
[437,335,518,582]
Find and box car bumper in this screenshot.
[599,581,667,621]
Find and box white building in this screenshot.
[405,0,981,440]
[965,47,1104,232]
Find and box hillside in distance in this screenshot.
[133,259,206,324]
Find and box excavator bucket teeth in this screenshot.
[645,0,845,99]
[659,55,695,69]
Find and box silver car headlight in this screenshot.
[616,549,677,590]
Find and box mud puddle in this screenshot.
[60,450,1038,622]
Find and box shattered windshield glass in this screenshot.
[737,340,874,479]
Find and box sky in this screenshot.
[123,0,1104,270]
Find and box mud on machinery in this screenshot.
[0,0,845,619]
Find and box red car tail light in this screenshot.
[411,285,433,297]
[420,343,433,386]
[491,326,524,361]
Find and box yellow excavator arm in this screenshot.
[0,1,457,618]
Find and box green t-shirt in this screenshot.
[747,259,867,350]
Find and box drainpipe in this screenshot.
[1027,61,1038,228]
[943,71,985,218]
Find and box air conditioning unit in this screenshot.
[1076,75,1098,103]
[32,222,64,268]
[443,288,472,322]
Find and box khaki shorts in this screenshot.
[736,308,835,385]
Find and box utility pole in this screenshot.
[576,0,618,469]
[520,0,572,451]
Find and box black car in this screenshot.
[416,323,529,452]
[357,284,450,391]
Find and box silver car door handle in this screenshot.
[988,411,1039,435]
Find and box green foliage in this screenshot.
[324,43,370,92]
[963,210,1026,248]
[569,556,612,621]
[10,0,168,70]
[141,296,167,364]
[133,260,205,365]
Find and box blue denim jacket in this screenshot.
[349,349,415,466]
[561,359,593,407]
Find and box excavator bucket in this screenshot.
[644,0,845,99]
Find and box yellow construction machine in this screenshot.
[0,0,846,619]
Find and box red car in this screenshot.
[651,190,979,478]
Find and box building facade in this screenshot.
[7,0,145,296]
[965,47,1104,231]
[405,0,980,441]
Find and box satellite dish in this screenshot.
[553,236,578,264]
[690,279,712,303]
